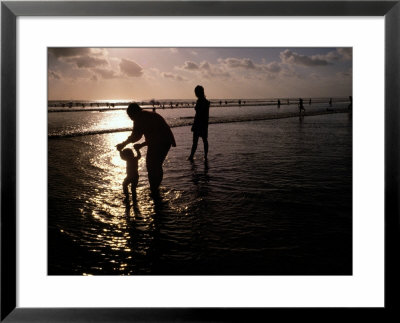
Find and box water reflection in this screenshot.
[49,113,352,275]
[189,160,211,234]
[72,133,168,274]
[53,130,201,275]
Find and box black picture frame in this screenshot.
[1,1,399,321]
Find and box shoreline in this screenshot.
[48,100,350,113]
[48,108,351,139]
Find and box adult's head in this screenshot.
[194,85,205,99]
[127,103,142,120]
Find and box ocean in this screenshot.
[48,101,352,275]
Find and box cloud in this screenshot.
[314,51,340,62]
[65,55,108,68]
[177,60,231,79]
[48,70,61,80]
[119,58,143,77]
[161,72,187,81]
[220,57,256,69]
[261,61,282,73]
[93,68,118,79]
[337,48,352,60]
[218,57,282,78]
[48,48,92,58]
[199,61,211,70]
[280,49,330,66]
[182,61,200,70]
[200,62,230,79]
[313,48,352,62]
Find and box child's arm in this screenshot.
[134,142,147,159]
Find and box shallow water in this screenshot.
[48,112,352,275]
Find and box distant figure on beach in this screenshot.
[277,99,281,108]
[120,145,142,201]
[348,96,352,110]
[309,98,312,105]
[298,98,305,115]
[188,85,210,161]
[116,103,176,193]
[329,98,332,107]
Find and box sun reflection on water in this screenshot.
[56,128,196,275]
[75,131,170,274]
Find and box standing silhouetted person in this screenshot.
[188,85,210,161]
[120,146,142,201]
[277,99,281,108]
[329,98,332,107]
[298,98,305,115]
[116,103,176,194]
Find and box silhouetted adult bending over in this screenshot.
[188,85,210,161]
[116,103,176,193]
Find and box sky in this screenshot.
[48,47,352,100]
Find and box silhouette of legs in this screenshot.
[146,144,171,192]
[123,175,139,201]
[203,138,208,160]
[189,134,208,160]
[188,135,199,161]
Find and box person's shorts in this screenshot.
[193,128,208,139]
[146,143,171,170]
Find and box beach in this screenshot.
[48,110,352,275]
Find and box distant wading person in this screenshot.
[188,85,210,161]
[116,103,176,193]
[298,98,305,115]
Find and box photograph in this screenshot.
[48,47,353,276]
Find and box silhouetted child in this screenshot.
[119,145,142,200]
